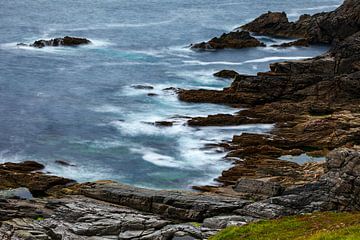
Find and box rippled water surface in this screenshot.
[0,0,341,189]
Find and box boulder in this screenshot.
[213,70,240,79]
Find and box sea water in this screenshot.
[0,0,341,189]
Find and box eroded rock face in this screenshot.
[191,31,265,50]
[241,0,360,44]
[27,36,91,48]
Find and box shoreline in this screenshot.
[1,0,360,239]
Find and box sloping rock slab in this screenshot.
[80,182,250,221]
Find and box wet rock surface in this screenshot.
[190,31,265,50]
[18,36,91,48]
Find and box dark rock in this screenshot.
[271,38,310,48]
[30,36,91,48]
[241,0,360,44]
[191,31,265,50]
[154,121,174,127]
[0,161,74,196]
[0,161,44,172]
[147,93,158,97]
[55,160,75,167]
[213,70,240,79]
[131,85,154,90]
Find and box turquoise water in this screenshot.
[0,0,341,189]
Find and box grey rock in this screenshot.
[0,187,33,200]
[233,179,284,197]
[80,182,250,221]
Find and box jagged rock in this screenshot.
[213,70,240,79]
[191,31,265,50]
[30,36,91,48]
[241,0,360,44]
[271,39,310,48]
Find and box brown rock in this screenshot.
[213,70,240,79]
[191,31,265,50]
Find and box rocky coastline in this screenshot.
[2,0,360,239]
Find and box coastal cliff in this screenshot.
[1,0,360,239]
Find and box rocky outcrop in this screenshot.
[180,30,360,106]
[238,148,360,219]
[0,161,74,197]
[19,36,91,48]
[0,149,360,239]
[213,70,240,79]
[191,31,265,50]
[79,182,250,222]
[241,0,360,44]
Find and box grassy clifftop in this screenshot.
[210,212,360,240]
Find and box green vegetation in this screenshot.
[190,222,202,228]
[210,212,360,240]
[34,216,45,221]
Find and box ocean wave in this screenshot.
[183,56,309,66]
[130,147,182,168]
[244,56,310,63]
[183,60,245,66]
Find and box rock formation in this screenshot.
[241,0,360,44]
[190,31,265,50]
[17,36,91,48]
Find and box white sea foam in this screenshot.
[183,56,309,66]
[183,60,245,66]
[131,147,182,168]
[288,4,340,18]
[0,150,26,164]
[92,104,124,114]
[244,56,310,63]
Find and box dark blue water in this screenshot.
[0,0,341,189]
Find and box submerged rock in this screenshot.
[29,36,91,48]
[191,31,265,50]
[154,121,174,127]
[131,84,154,90]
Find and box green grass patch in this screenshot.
[210,212,360,240]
